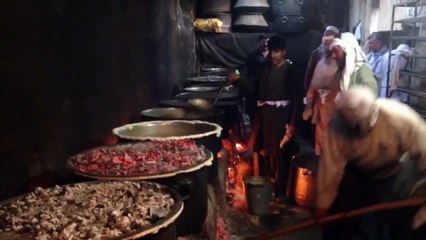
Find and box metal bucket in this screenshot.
[292,155,318,208]
[244,176,273,215]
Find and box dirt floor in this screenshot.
[179,145,322,240]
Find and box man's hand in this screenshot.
[279,134,291,149]
[303,106,313,121]
[279,124,295,149]
[227,72,240,82]
[412,204,426,230]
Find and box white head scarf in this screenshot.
[330,32,369,91]
[390,44,412,90]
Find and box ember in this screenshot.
[70,140,207,177]
[235,142,247,153]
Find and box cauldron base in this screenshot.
[140,222,177,240]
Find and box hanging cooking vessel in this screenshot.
[233,14,269,32]
[233,0,270,13]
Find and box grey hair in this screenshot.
[335,86,377,119]
[367,32,384,43]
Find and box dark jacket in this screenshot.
[250,61,304,156]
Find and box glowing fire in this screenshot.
[235,141,247,152]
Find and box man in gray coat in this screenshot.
[317,86,426,239]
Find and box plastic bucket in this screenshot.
[244,176,273,215]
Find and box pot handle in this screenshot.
[172,179,193,201]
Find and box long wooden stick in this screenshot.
[257,196,426,240]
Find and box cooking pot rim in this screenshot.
[160,99,239,107]
[140,107,225,119]
[292,154,319,172]
[113,120,222,141]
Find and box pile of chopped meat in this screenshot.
[70,140,207,176]
[0,181,177,240]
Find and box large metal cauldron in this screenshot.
[160,99,238,108]
[159,99,239,139]
[112,121,221,236]
[175,91,238,100]
[0,181,183,240]
[140,108,224,181]
[140,108,224,125]
[113,120,222,141]
[290,155,319,208]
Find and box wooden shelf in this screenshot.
[394,16,426,24]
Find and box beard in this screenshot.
[336,57,346,69]
[310,58,339,88]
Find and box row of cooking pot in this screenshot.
[0,120,223,240]
[102,120,223,239]
[81,77,232,239]
[134,76,233,238]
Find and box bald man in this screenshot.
[317,86,426,240]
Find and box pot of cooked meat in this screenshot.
[139,109,224,181]
[0,181,183,240]
[68,138,213,236]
